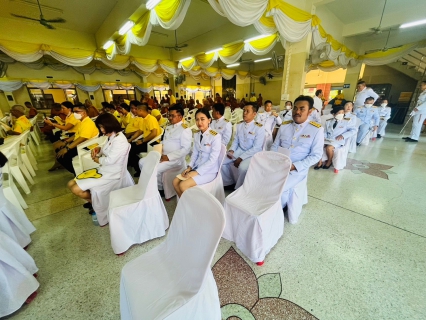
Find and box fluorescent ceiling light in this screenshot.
[400,19,426,29]
[146,0,161,10]
[244,34,270,43]
[179,57,193,62]
[227,63,240,68]
[205,48,222,54]
[118,21,134,35]
[103,40,114,50]
[254,57,272,63]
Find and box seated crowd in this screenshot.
[1,87,395,316]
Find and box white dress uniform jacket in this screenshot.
[271,120,324,206]
[76,132,130,190]
[256,111,282,150]
[189,128,222,179]
[324,117,356,147]
[221,120,265,188]
[378,106,391,136]
[353,87,379,109]
[409,90,426,140]
[140,121,192,189]
[279,109,293,123]
[313,96,323,113]
[309,109,321,123]
[210,116,232,146]
[355,106,380,143]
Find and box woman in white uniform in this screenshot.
[0,152,36,248]
[279,101,293,123]
[343,101,359,153]
[173,108,222,197]
[67,113,133,226]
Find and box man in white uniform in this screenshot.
[355,97,380,145]
[211,103,232,146]
[271,95,324,208]
[377,99,392,138]
[222,104,265,189]
[313,89,323,113]
[353,81,379,109]
[255,100,281,150]
[403,80,426,142]
[139,105,191,193]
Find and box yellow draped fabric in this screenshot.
[132,12,151,38]
[267,0,312,22]
[248,33,278,51]
[154,0,181,22]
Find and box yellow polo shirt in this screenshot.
[169,95,176,105]
[150,109,167,126]
[113,110,122,125]
[125,116,144,134]
[74,117,99,140]
[142,114,160,139]
[13,116,32,134]
[121,112,132,129]
[66,112,80,133]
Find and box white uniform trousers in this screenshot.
[280,171,307,207]
[378,119,388,136]
[356,123,371,143]
[409,113,426,140]
[139,157,184,190]
[221,150,252,189]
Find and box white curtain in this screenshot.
[244,36,279,55]
[47,52,93,67]
[150,0,192,29]
[75,84,101,92]
[29,81,52,90]
[218,49,244,65]
[0,80,25,91]
[159,62,178,75]
[133,60,160,73]
[268,9,312,43]
[215,0,268,27]
[53,82,74,89]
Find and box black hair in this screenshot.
[95,113,122,134]
[101,102,115,110]
[61,101,74,110]
[129,100,141,107]
[51,103,62,111]
[422,80,426,84]
[120,103,130,112]
[285,101,293,106]
[365,97,375,102]
[332,106,345,114]
[24,101,32,106]
[294,95,314,109]
[169,104,184,117]
[212,103,225,116]
[0,151,7,168]
[357,80,366,86]
[315,89,323,97]
[245,103,258,112]
[74,104,89,113]
[195,107,212,119]
[264,100,272,106]
[137,103,149,112]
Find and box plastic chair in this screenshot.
[138,127,164,158]
[71,135,105,176]
[196,144,227,205]
[285,176,309,225]
[120,187,224,320]
[162,163,186,201]
[108,151,168,254]
[5,137,33,194]
[223,151,291,265]
[90,144,133,227]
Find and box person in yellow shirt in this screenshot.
[54,105,99,175]
[249,93,257,103]
[118,103,132,129]
[150,107,167,127]
[128,103,161,177]
[44,101,80,143]
[125,101,144,139]
[168,89,176,106]
[7,105,32,135]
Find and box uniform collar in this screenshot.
[292,119,308,129]
[169,120,182,128]
[244,120,254,126]
[217,116,224,122]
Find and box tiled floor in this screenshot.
[6,124,426,320]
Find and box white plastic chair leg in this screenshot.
[3,183,26,212]
[25,146,38,169]
[30,131,40,146]
[11,183,29,209]
[21,153,36,177]
[10,166,31,194]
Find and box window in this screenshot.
[103,89,136,103]
[27,86,79,109]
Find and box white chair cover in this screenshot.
[91,145,134,227]
[286,176,308,224]
[0,168,35,248]
[348,117,361,153]
[0,231,39,318]
[162,163,186,200]
[120,187,225,320]
[108,151,169,254]
[223,151,291,263]
[321,144,349,171]
[72,135,105,176]
[197,144,226,205]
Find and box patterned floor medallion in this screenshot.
[345,158,396,179]
[212,247,318,320]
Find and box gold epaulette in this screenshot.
[326,118,333,121]
[343,118,350,121]
[255,122,263,127]
[209,129,218,136]
[182,123,188,129]
[309,121,321,128]
[224,119,230,122]
[282,120,293,125]
[237,120,244,124]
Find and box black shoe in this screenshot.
[356,143,361,146]
[405,138,418,142]
[158,189,165,197]
[83,203,93,210]
[224,184,236,191]
[402,137,410,140]
[314,165,322,170]
[322,164,332,169]
[133,171,141,177]
[377,134,382,138]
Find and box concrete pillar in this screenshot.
[342,63,364,102]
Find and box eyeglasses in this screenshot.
[168,114,180,118]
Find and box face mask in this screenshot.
[286,105,292,110]
[74,112,82,120]
[335,114,344,121]
[365,104,372,108]
[381,103,387,108]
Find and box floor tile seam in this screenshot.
[307,195,426,239]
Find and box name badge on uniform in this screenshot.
[300,134,310,138]
[204,143,211,146]
[339,126,344,128]
[249,131,254,135]
[218,127,223,129]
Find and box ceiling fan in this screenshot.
[10,0,65,29]
[165,30,188,51]
[369,0,390,35]
[364,29,402,54]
